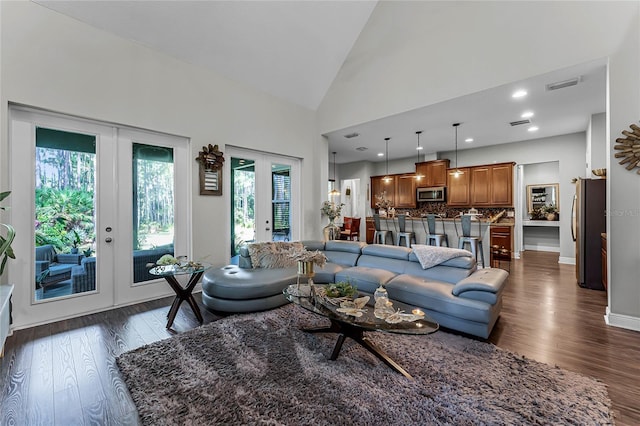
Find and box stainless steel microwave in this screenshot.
[417,186,446,202]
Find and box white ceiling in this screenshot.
[325,59,607,164]
[33,1,606,165]
[33,0,377,111]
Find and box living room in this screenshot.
[1,1,639,424]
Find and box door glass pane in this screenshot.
[272,164,291,242]
[132,143,175,283]
[34,127,96,301]
[231,157,255,256]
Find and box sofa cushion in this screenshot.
[324,240,365,254]
[202,265,298,300]
[335,266,397,294]
[312,262,344,284]
[403,260,476,285]
[386,274,494,324]
[453,268,509,298]
[361,244,411,260]
[302,240,325,251]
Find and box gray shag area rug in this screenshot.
[117,304,614,425]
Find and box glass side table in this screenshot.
[149,263,211,329]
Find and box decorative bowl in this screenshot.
[592,168,606,177]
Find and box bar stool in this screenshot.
[421,214,449,247]
[373,214,393,245]
[454,214,485,267]
[395,215,416,247]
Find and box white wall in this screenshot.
[587,112,607,175]
[607,19,640,330]
[0,2,321,274]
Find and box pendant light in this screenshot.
[329,151,340,196]
[449,123,464,177]
[415,131,424,180]
[383,138,392,183]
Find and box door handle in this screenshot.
[105,237,113,243]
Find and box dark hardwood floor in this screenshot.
[1,251,639,425]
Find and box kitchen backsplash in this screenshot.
[392,202,514,219]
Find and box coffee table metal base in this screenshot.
[303,319,413,379]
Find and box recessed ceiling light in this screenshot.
[465,138,474,143]
[512,90,527,98]
[528,126,539,132]
[377,152,384,157]
[521,111,534,118]
[416,146,423,150]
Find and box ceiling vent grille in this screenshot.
[510,119,531,127]
[344,132,360,139]
[546,77,581,91]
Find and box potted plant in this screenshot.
[544,204,558,221]
[68,229,82,254]
[0,191,16,276]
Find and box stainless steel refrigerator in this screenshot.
[571,178,606,290]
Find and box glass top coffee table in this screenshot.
[284,285,439,379]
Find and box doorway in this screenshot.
[227,147,300,258]
[9,107,190,328]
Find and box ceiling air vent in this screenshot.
[546,77,581,91]
[510,119,531,127]
[355,146,368,151]
[344,132,360,139]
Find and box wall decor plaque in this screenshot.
[196,144,225,195]
[614,123,640,174]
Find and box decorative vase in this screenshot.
[296,260,316,298]
[323,218,341,241]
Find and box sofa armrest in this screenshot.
[35,260,50,274]
[452,268,508,296]
[57,254,84,265]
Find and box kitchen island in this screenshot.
[365,216,514,267]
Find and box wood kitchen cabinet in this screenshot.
[370,173,416,209]
[490,163,513,206]
[470,166,491,205]
[395,174,417,208]
[447,162,514,207]
[490,225,512,270]
[370,175,396,209]
[415,159,450,187]
[366,218,375,243]
[446,167,471,206]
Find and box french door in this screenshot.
[227,147,300,258]
[9,107,190,328]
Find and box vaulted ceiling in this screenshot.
[34,1,606,163]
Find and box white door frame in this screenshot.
[225,146,301,255]
[8,106,190,329]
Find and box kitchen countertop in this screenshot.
[366,216,515,226]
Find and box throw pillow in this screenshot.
[247,241,304,269]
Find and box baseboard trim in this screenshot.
[524,244,560,253]
[558,256,575,265]
[605,308,640,332]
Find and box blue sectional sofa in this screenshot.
[202,240,508,339]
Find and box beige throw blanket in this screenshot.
[412,244,473,269]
